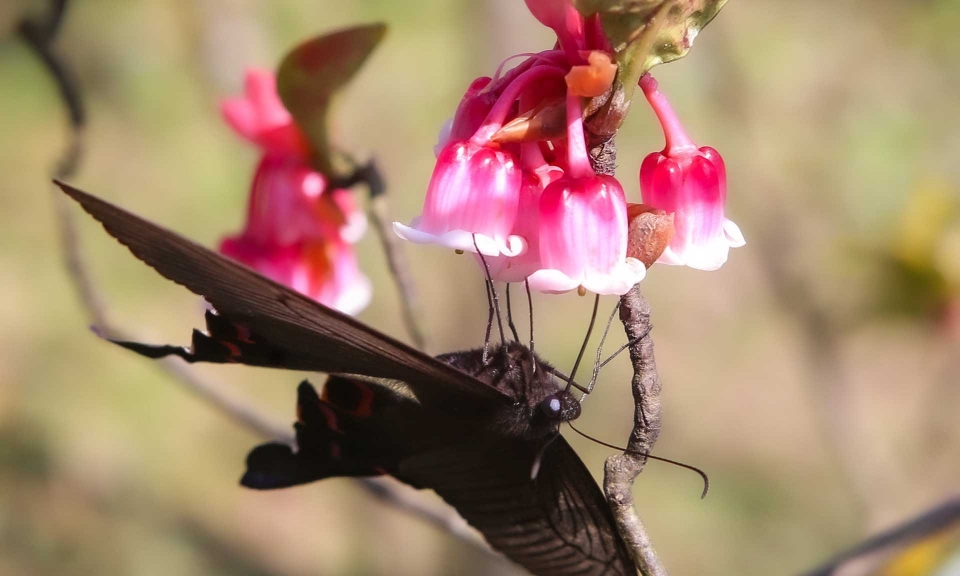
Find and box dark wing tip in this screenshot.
[241,442,299,490]
[56,179,96,208]
[297,380,320,403]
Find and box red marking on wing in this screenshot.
[220,341,242,362]
[350,381,376,418]
[234,323,255,344]
[315,402,340,433]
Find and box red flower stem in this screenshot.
[639,74,697,155]
[565,92,592,178]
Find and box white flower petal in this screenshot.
[655,246,686,267]
[723,218,746,247]
[581,259,647,295]
[525,269,581,294]
[393,220,527,257]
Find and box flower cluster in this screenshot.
[219,70,371,314]
[395,0,743,295]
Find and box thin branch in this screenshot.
[604,285,667,576]
[356,160,429,352]
[24,2,496,561]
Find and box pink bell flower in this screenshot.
[526,94,645,294]
[219,153,370,314]
[396,65,568,257]
[220,69,309,158]
[394,140,524,256]
[528,173,645,294]
[239,154,366,247]
[638,74,745,271]
[480,172,546,282]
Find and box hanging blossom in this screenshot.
[638,74,745,271]
[394,0,644,295]
[219,69,370,314]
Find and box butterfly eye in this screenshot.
[539,395,563,419]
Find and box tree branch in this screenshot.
[354,160,429,352]
[23,1,500,563]
[604,286,667,576]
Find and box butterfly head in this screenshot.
[536,391,581,423]
[493,342,582,438]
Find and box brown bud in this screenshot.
[627,203,674,268]
[491,98,566,144]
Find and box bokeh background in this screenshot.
[2,1,959,574]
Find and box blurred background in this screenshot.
[1,0,959,574]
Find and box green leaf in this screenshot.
[276,23,387,177]
[574,1,726,98]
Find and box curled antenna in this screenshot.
[564,294,600,395]
[568,422,710,499]
[530,429,562,480]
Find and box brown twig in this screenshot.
[357,160,430,352]
[24,1,499,561]
[604,286,667,576]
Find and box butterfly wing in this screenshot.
[397,438,636,576]
[242,378,418,489]
[242,376,634,575]
[57,181,505,406]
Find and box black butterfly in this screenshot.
[57,181,637,576]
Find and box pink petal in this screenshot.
[418,141,522,246]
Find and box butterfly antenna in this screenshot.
[473,235,506,347]
[596,325,653,372]
[504,284,521,342]
[564,294,600,395]
[525,279,536,374]
[581,302,621,404]
[567,423,710,499]
[530,429,562,480]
